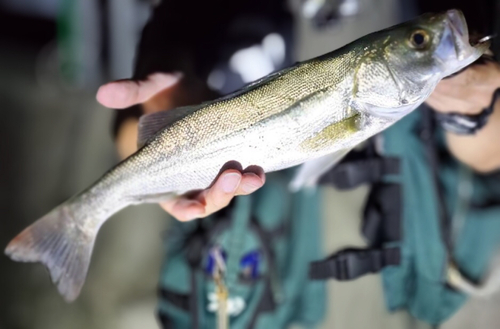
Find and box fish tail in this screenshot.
[5,203,100,302]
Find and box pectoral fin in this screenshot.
[290,110,360,191]
[289,148,353,192]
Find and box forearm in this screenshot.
[446,101,500,173]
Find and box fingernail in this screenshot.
[241,182,261,194]
[220,172,241,193]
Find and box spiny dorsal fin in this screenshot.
[137,105,199,148]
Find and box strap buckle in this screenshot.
[335,248,383,280]
[309,247,400,281]
[320,157,400,189]
[334,159,383,188]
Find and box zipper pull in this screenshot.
[212,247,229,329]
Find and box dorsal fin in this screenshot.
[137,105,199,148]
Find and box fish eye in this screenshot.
[409,29,430,49]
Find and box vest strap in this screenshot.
[362,183,402,246]
[159,288,190,311]
[319,156,399,189]
[309,247,400,281]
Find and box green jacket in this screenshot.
[381,109,500,324]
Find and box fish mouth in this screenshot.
[436,9,489,76]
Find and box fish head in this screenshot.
[352,9,490,120]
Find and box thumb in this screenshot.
[96,72,183,109]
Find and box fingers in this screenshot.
[159,198,205,222]
[428,63,500,114]
[434,80,493,102]
[427,88,491,114]
[237,168,266,195]
[96,72,182,109]
[426,92,481,114]
[428,77,495,114]
[203,170,243,214]
[159,167,265,222]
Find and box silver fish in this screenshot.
[5,9,489,301]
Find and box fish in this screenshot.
[5,9,489,302]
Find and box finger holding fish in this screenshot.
[427,59,500,114]
[160,166,265,221]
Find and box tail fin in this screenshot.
[5,205,98,302]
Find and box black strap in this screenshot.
[159,288,190,311]
[434,87,500,135]
[314,141,402,282]
[362,183,402,247]
[266,221,288,239]
[158,311,174,329]
[309,247,400,280]
[320,155,399,189]
[246,218,279,329]
[185,221,208,268]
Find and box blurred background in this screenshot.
[0,1,166,328]
[0,0,499,328]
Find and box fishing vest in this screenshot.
[157,171,326,329]
[313,107,500,325]
[157,106,500,327]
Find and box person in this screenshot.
[96,0,500,327]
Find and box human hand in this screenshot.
[96,72,265,221]
[160,164,266,222]
[426,60,500,115]
[426,60,500,173]
[97,72,186,158]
